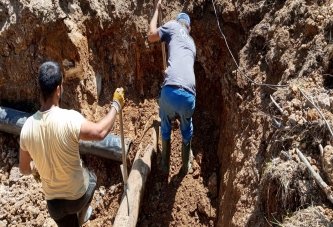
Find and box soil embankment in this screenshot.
[1,0,333,226]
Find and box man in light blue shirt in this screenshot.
[148,0,196,175]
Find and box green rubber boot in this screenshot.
[162,139,171,174]
[181,140,193,174]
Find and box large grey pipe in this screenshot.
[0,106,130,162]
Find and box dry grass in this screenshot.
[282,206,333,227]
[261,160,303,211]
[261,159,333,226]
[260,159,326,225]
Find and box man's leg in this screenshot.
[77,170,97,225]
[47,170,97,227]
[159,86,175,173]
[177,90,195,174]
[52,213,79,227]
[159,87,174,141]
[47,200,80,227]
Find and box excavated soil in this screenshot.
[1,0,333,227]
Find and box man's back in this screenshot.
[159,20,196,95]
[20,107,89,200]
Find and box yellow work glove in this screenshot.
[30,161,41,183]
[111,87,125,113]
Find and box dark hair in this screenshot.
[38,61,63,102]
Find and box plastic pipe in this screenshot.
[0,106,130,162]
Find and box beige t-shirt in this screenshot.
[20,107,89,200]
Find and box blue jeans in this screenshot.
[159,85,195,145]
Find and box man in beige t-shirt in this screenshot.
[19,61,125,227]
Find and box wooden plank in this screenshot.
[113,126,157,226]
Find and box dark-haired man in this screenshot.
[148,1,196,175]
[19,61,124,226]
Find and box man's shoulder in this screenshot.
[163,20,179,28]
[21,113,37,136]
[168,20,178,24]
[24,111,39,125]
[58,108,83,121]
[57,108,80,115]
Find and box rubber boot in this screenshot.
[181,140,193,174]
[162,139,171,174]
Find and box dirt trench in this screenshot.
[1,0,333,227]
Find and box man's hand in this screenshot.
[30,161,41,183]
[112,87,125,113]
[155,0,161,10]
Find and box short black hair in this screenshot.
[38,61,63,102]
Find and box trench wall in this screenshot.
[2,0,321,226]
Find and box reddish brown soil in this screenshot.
[1,0,333,227]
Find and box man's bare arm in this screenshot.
[79,107,118,141]
[79,88,124,141]
[148,0,161,42]
[19,149,32,175]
